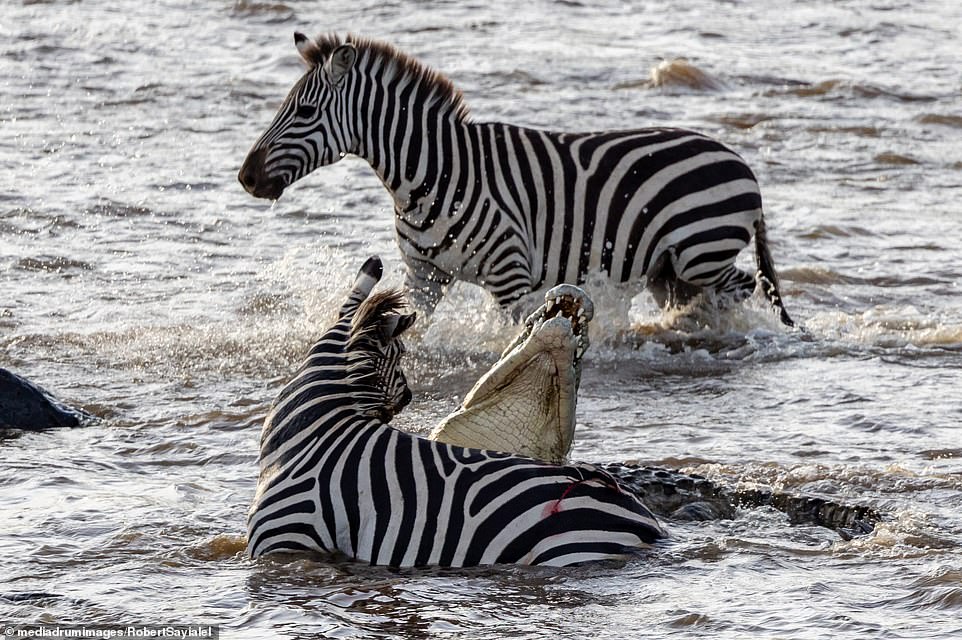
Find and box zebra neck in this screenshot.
[259,399,383,473]
[360,116,483,230]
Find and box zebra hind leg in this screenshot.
[715,266,757,304]
[696,265,757,316]
[647,252,702,310]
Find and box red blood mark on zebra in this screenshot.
[543,479,586,518]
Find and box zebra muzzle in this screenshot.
[238,147,287,200]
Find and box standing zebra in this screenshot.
[239,33,794,326]
[247,256,665,566]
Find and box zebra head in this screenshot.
[238,32,359,200]
[340,257,416,422]
[256,257,414,494]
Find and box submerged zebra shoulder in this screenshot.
[239,32,794,327]
[247,256,665,567]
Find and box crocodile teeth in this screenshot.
[545,298,555,314]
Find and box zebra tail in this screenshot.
[754,215,795,327]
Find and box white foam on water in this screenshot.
[834,510,955,559]
[6,246,397,379]
[807,305,962,350]
[24,257,956,390]
[413,281,516,357]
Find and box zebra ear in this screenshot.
[378,312,416,343]
[393,312,417,337]
[324,43,357,85]
[294,32,320,67]
[340,256,383,316]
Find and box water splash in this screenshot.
[807,305,962,350]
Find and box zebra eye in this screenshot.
[295,104,316,119]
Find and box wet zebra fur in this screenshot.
[247,256,665,566]
[238,33,793,327]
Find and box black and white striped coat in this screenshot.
[247,256,665,567]
[239,33,793,326]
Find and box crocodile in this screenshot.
[603,463,879,540]
[427,287,881,539]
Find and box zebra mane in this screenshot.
[348,288,409,347]
[308,33,471,123]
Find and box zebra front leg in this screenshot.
[503,293,540,323]
[403,260,454,317]
[482,251,536,322]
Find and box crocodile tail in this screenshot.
[755,215,795,327]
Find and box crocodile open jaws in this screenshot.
[429,285,593,463]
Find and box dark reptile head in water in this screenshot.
[0,368,92,430]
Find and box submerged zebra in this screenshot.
[239,33,794,326]
[247,256,665,566]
